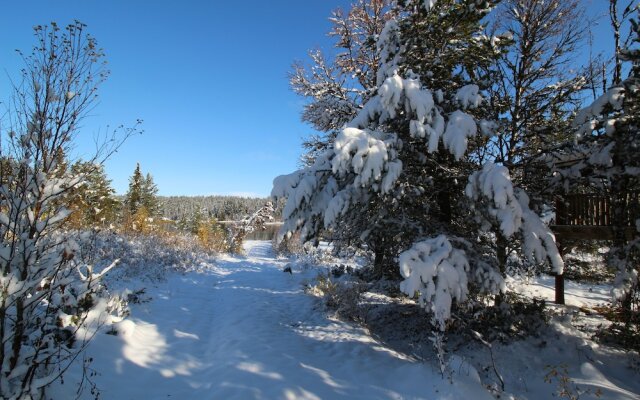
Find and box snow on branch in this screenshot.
[399,235,469,330]
[350,71,480,161]
[272,168,322,242]
[466,163,523,237]
[332,127,400,193]
[573,87,625,138]
[443,110,477,160]
[376,20,402,86]
[517,191,564,274]
[466,163,564,274]
[454,84,483,110]
[272,170,313,222]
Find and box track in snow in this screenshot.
[52,241,488,400]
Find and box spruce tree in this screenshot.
[123,164,160,232]
[124,163,144,215]
[142,172,160,217]
[69,161,120,227]
[277,0,506,277]
[274,0,563,329]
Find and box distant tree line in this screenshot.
[159,195,281,223]
[65,161,280,233]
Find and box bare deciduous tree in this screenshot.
[0,21,136,398]
[488,0,591,177]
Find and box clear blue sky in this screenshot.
[0,0,351,197]
[0,0,617,197]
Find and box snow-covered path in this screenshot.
[52,241,488,399]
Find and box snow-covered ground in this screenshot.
[465,276,640,399]
[51,241,490,399]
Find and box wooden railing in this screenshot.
[555,193,639,227]
[553,193,639,240]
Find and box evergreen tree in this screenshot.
[142,172,160,217]
[124,163,145,215]
[277,0,505,277]
[69,161,120,227]
[123,164,160,232]
[274,0,563,329]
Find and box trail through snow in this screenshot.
[52,241,488,399]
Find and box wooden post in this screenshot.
[555,244,565,305]
[555,273,565,305]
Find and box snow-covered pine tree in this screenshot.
[278,0,494,275]
[274,0,563,330]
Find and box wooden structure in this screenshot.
[553,194,638,240]
[551,193,639,304]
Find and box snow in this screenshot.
[443,110,477,160]
[378,72,404,118]
[454,84,482,109]
[466,163,523,237]
[351,71,481,162]
[518,191,564,274]
[574,87,625,138]
[424,0,437,12]
[324,188,350,227]
[493,275,640,399]
[587,141,615,166]
[376,20,402,86]
[466,163,564,274]
[404,76,435,122]
[332,127,389,189]
[399,235,469,330]
[50,241,491,399]
[361,269,640,400]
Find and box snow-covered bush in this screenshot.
[73,230,216,282]
[307,272,367,322]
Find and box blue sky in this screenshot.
[0,0,618,197]
[0,0,351,197]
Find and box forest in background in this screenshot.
[158,195,281,222]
